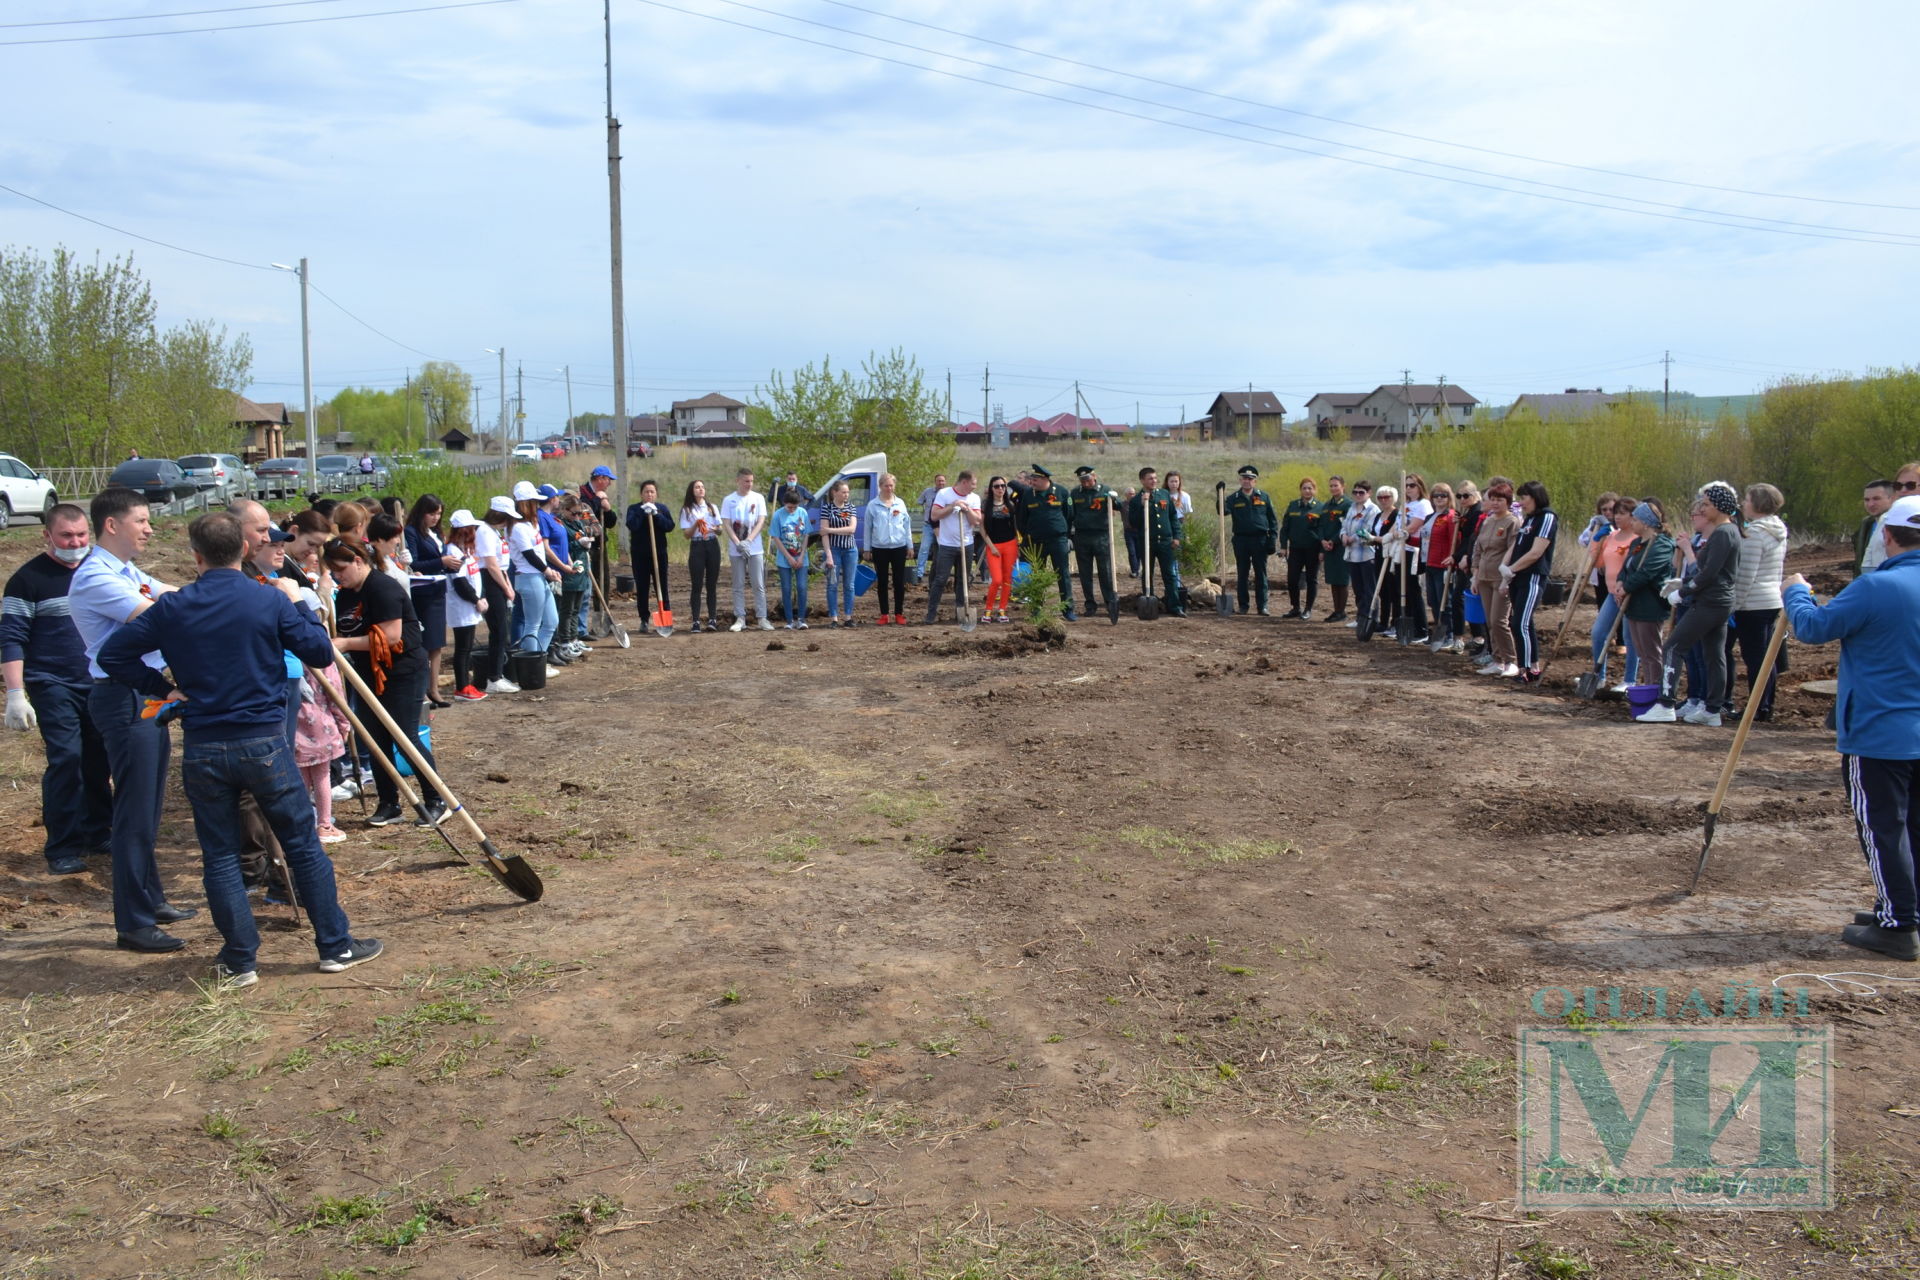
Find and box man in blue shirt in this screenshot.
[2,503,113,875]
[68,487,196,951]
[99,511,383,985]
[1785,494,1920,962]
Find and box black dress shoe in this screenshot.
[1841,923,1920,961]
[152,902,199,924]
[48,856,87,875]
[117,926,185,953]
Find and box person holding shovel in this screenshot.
[1224,465,1278,616]
[1338,480,1379,629]
[1470,480,1518,675]
[1636,482,1742,724]
[625,480,674,637]
[1068,465,1120,619]
[1783,493,1920,961]
[98,511,382,985]
[921,473,983,625]
[1131,467,1186,617]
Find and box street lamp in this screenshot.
[484,347,507,468]
[270,259,318,492]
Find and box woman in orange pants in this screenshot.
[980,476,1022,623]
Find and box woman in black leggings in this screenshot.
[479,504,519,689]
[679,479,723,632]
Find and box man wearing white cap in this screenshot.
[1784,493,1920,962]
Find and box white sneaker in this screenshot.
[331,778,360,802]
[784,622,795,630]
[1498,663,1522,678]
[758,620,775,631]
[729,619,745,633]
[1344,619,1358,629]
[486,677,521,694]
[1636,703,1678,723]
[212,963,258,990]
[1682,706,1723,727]
[545,665,562,678]
[1678,699,1704,719]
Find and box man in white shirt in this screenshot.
[719,468,774,632]
[921,472,983,624]
[69,487,196,953]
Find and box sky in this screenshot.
[4,0,1918,438]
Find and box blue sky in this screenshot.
[4,0,1917,436]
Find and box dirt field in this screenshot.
[2,521,1917,1280]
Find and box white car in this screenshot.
[0,454,59,527]
[511,443,541,462]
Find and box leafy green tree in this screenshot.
[751,349,955,489]
[0,245,249,466]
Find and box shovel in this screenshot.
[1689,617,1791,894]
[329,649,544,902]
[1214,482,1234,616]
[587,569,630,647]
[1105,494,1120,625]
[957,538,978,632]
[1357,553,1386,642]
[643,516,673,636]
[1137,494,1162,620]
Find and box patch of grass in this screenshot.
[301,1194,381,1231]
[719,987,743,1005]
[201,1111,243,1141]
[356,1207,432,1251]
[767,833,823,863]
[278,1046,313,1073]
[1798,1219,1846,1250]
[1518,1242,1593,1279]
[919,1034,961,1057]
[861,790,942,828]
[1116,826,1300,866]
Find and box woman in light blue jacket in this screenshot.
[865,472,913,625]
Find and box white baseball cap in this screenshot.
[1885,495,1920,530]
[448,508,478,529]
[511,480,540,502]
[487,495,523,520]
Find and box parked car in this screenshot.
[107,459,198,509]
[176,453,253,504]
[255,457,307,498]
[315,455,359,491]
[415,447,445,464]
[511,443,541,462]
[0,454,60,528]
[539,441,565,459]
[626,440,652,458]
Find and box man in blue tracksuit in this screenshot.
[99,511,383,985]
[1784,494,1920,961]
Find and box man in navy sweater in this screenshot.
[2,504,113,875]
[1785,494,1920,962]
[100,511,383,985]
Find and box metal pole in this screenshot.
[516,361,525,444]
[607,0,629,517]
[497,348,508,466]
[563,364,574,437]
[298,258,316,492]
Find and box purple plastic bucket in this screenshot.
[1626,684,1661,715]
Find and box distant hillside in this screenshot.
[1669,391,1763,421]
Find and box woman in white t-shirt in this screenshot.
[1165,471,1194,519]
[1399,473,1433,643]
[478,501,519,692]
[679,479,723,632]
[443,509,489,699]
[508,489,561,664]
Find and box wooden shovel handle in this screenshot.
[331,646,489,851]
[1706,611,1792,818]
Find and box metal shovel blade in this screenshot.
[612,622,631,648]
[1217,586,1234,616]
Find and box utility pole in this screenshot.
[1662,349,1673,415]
[562,365,574,437]
[404,369,413,448]
[982,364,992,434]
[487,347,507,466]
[605,0,630,517]
[419,378,431,450]
[946,368,952,425]
[1401,368,1415,434]
[1435,373,1448,430]
[1246,380,1254,444]
[270,259,319,490]
[515,362,525,444]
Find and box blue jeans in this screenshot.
[1589,594,1636,674]
[26,679,112,865]
[826,544,856,617]
[914,525,935,579]
[777,559,809,623]
[181,733,351,970]
[512,572,557,654]
[89,680,170,934]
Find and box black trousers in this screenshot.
[1374,560,1403,629]
[872,545,908,615]
[1073,536,1113,612]
[24,679,112,866]
[1400,552,1428,637]
[633,538,670,615]
[359,663,441,811]
[1724,607,1781,716]
[1847,755,1920,930]
[1286,544,1321,612]
[1234,535,1270,612]
[451,624,477,690]
[482,573,512,683]
[687,538,721,621]
[1351,559,1380,624]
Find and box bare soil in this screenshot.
[3,529,1917,1279]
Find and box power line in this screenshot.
[0,1,360,29]
[694,0,1920,243]
[629,0,1920,248]
[305,281,444,359]
[0,0,517,45]
[0,179,277,271]
[813,0,1920,216]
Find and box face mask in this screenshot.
[51,545,88,564]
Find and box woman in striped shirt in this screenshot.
[820,481,858,627]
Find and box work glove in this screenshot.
[642,502,658,515]
[1665,588,1683,607]
[1498,562,1515,580]
[4,688,35,732]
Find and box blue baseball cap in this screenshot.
[266,526,293,543]
[536,484,561,499]
[591,465,614,479]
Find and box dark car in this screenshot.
[107,459,197,508]
[256,457,306,498]
[315,454,358,491]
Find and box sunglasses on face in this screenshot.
[1902,481,1920,491]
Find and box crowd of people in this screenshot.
[7,454,1920,979]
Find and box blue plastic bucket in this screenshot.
[1012,560,1033,585]
[1462,590,1486,625]
[394,723,432,777]
[853,563,875,597]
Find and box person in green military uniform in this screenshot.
[1128,466,1185,617]
[1011,463,1077,621]
[1222,464,1278,615]
[1278,477,1326,620]
[1067,465,1119,617]
[1317,474,1353,622]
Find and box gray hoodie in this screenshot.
[1683,520,1742,612]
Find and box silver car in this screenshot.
[177,453,254,504]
